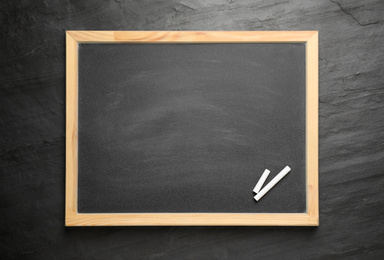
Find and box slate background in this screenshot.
[1,0,383,259]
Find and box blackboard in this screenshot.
[66,31,318,226]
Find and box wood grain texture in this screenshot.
[65,33,78,219]
[66,213,313,226]
[67,30,317,43]
[306,32,319,225]
[66,31,318,226]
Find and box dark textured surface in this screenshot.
[1,0,383,259]
[78,43,306,213]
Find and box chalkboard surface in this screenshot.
[77,43,306,214]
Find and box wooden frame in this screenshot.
[66,31,318,226]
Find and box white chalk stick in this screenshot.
[253,169,270,194]
[254,166,291,201]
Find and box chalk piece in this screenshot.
[254,166,291,201]
[253,169,271,194]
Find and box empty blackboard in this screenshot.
[66,31,318,226]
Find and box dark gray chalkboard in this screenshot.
[77,43,306,213]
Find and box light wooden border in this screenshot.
[66,31,318,226]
